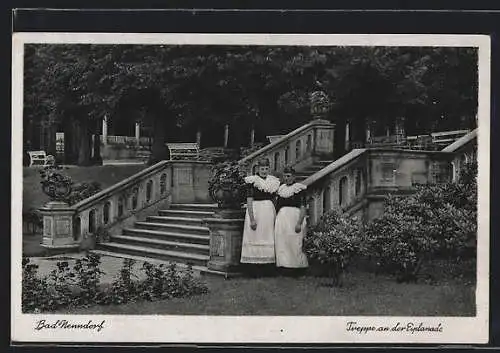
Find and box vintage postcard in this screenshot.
[11,33,490,344]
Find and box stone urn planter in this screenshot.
[37,166,79,253]
[204,162,247,277]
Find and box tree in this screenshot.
[24,45,478,164]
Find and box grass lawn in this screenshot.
[60,270,475,316]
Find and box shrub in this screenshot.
[22,254,209,313]
[22,258,55,313]
[138,262,208,301]
[104,258,139,305]
[303,210,364,286]
[71,253,106,306]
[363,159,477,282]
[65,181,102,205]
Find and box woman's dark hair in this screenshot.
[257,158,270,167]
[283,166,296,174]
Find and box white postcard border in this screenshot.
[11,32,491,344]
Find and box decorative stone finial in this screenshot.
[310,88,331,120]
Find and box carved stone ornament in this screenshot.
[39,166,72,202]
[310,90,331,118]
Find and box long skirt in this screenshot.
[275,207,309,268]
[240,200,277,264]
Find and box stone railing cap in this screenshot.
[239,119,334,165]
[303,149,367,187]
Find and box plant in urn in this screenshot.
[39,165,73,204]
[208,161,246,219]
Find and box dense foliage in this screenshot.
[22,254,208,313]
[24,45,478,164]
[303,210,364,286]
[363,160,477,282]
[208,161,247,209]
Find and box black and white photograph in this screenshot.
[11,32,490,344]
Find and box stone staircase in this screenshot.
[92,159,334,273]
[294,159,335,183]
[93,203,218,273]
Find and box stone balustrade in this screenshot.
[39,160,212,252]
[239,119,335,175]
[303,149,368,225]
[302,147,459,225]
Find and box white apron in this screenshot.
[240,200,277,264]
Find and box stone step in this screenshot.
[134,221,210,235]
[111,235,210,255]
[169,203,219,212]
[145,215,206,226]
[158,209,215,218]
[122,228,210,245]
[98,242,209,266]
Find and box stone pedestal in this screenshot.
[38,201,79,253]
[203,209,245,277]
[312,119,335,157]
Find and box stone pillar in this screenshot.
[224,124,229,148]
[135,122,141,145]
[196,130,202,146]
[102,115,108,145]
[313,119,335,157]
[345,122,350,152]
[39,201,79,253]
[203,210,245,278]
[250,127,255,147]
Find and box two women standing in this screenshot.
[240,158,309,277]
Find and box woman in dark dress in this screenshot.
[240,158,281,277]
[274,167,309,277]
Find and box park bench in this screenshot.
[267,135,285,144]
[27,151,56,167]
[166,143,200,160]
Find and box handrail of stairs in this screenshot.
[72,160,170,211]
[39,159,214,250]
[302,149,367,188]
[238,118,335,174]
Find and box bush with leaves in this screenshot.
[65,181,102,205]
[363,159,477,282]
[22,253,209,313]
[22,258,56,313]
[303,210,364,286]
[138,262,208,301]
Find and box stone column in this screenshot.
[102,115,108,145]
[203,209,245,278]
[345,122,350,152]
[250,127,255,147]
[39,201,79,254]
[224,124,229,148]
[196,130,202,146]
[135,122,141,145]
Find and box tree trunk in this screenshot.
[150,115,168,164]
[77,119,92,166]
[46,122,57,156]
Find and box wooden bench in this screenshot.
[27,151,56,167]
[166,143,200,160]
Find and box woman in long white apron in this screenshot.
[275,167,309,277]
[240,158,281,277]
